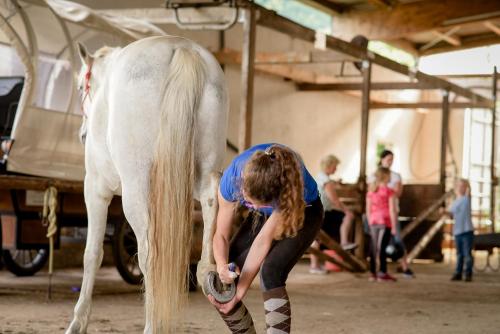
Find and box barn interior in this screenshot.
[0,1,499,333]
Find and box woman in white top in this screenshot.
[373,149,414,278]
[310,155,357,274]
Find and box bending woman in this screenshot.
[208,143,323,333]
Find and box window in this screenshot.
[462,107,500,232]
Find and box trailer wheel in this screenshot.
[2,248,49,276]
[112,219,142,285]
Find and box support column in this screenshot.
[490,67,498,232]
[440,90,450,193]
[238,7,256,152]
[359,60,372,196]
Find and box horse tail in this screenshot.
[146,46,206,333]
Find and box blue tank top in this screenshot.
[219,143,319,215]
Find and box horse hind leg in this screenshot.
[67,177,113,334]
[120,181,151,334]
[196,171,221,293]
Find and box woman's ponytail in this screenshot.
[242,145,305,239]
[268,146,305,239]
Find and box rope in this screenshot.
[42,186,58,299]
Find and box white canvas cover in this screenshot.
[0,0,166,181]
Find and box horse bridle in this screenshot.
[80,61,93,118]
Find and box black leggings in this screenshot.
[229,198,323,291]
[369,225,391,274]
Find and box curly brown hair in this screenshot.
[242,145,305,239]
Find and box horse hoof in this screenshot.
[66,319,85,334]
[203,271,236,304]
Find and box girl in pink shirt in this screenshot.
[366,167,398,282]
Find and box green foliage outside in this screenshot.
[255,1,416,67]
[255,0,332,33]
[368,41,416,67]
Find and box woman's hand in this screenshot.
[207,294,241,314]
[217,263,240,284]
[391,227,397,236]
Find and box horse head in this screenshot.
[76,42,118,144]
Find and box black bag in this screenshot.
[385,236,404,261]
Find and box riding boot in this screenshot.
[218,301,256,334]
[262,286,291,333]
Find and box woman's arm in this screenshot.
[212,210,280,314]
[235,211,279,299]
[393,181,403,198]
[389,196,397,235]
[213,189,237,283]
[324,182,353,217]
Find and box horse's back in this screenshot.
[103,36,228,184]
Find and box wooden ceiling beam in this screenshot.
[251,2,493,107]
[213,48,355,65]
[420,27,462,51]
[214,49,323,83]
[384,39,419,57]
[370,102,493,109]
[431,29,462,46]
[366,0,393,9]
[298,81,443,91]
[300,0,345,14]
[330,0,500,41]
[484,21,500,36]
[420,32,500,55]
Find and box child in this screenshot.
[366,167,397,282]
[375,150,414,278]
[208,143,323,333]
[443,179,474,282]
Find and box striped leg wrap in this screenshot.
[219,301,256,334]
[263,287,291,334]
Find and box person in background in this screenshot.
[366,167,398,282]
[309,154,357,274]
[371,149,414,278]
[442,178,474,282]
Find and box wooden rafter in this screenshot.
[330,0,500,41]
[370,102,493,109]
[385,39,419,57]
[420,26,461,51]
[366,0,393,9]
[301,0,345,14]
[214,48,354,65]
[420,32,500,55]
[298,81,443,91]
[432,28,462,46]
[214,49,320,83]
[248,2,494,107]
[484,20,500,36]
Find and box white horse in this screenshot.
[67,36,228,333]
